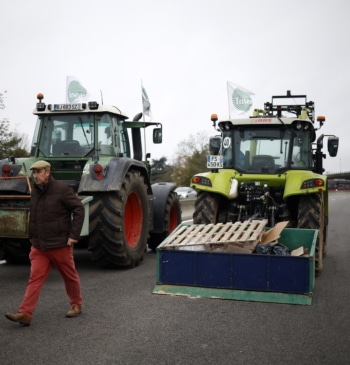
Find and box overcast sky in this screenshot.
[1,0,349,173]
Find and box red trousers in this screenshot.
[19,246,83,317]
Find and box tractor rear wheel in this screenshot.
[297,192,325,275]
[148,191,181,251]
[193,192,227,224]
[88,170,149,268]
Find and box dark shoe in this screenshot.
[66,305,82,318]
[5,312,31,326]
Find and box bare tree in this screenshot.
[0,119,30,159]
[150,157,174,183]
[12,129,31,151]
[172,131,209,186]
[0,90,7,110]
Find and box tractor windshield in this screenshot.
[222,127,313,173]
[37,114,94,157]
[36,113,129,158]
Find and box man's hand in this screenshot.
[67,238,78,247]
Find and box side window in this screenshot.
[38,119,55,156]
[222,136,232,167]
[98,115,128,156]
[291,134,311,168]
[119,128,129,157]
[110,117,123,156]
[98,115,113,155]
[113,117,129,157]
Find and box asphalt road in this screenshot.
[1,192,349,365]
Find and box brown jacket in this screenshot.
[29,176,85,250]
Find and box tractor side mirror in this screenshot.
[153,128,162,144]
[209,136,222,155]
[328,136,339,157]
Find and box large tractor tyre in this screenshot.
[88,170,149,268]
[148,191,182,251]
[1,239,31,264]
[193,192,227,224]
[297,193,325,275]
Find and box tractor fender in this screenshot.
[283,170,327,198]
[151,182,177,232]
[78,157,151,193]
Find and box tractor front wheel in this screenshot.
[193,192,227,224]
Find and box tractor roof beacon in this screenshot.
[0,93,181,267]
[191,91,339,274]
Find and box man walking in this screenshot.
[5,160,85,326]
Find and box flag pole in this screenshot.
[141,80,147,162]
[143,113,147,162]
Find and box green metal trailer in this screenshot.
[153,226,318,305]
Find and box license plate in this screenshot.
[207,155,223,168]
[52,103,84,111]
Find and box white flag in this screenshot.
[66,76,90,103]
[141,83,151,118]
[227,81,254,118]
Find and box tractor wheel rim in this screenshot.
[124,192,143,248]
[168,205,178,233]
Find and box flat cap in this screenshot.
[30,160,51,170]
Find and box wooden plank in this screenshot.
[160,220,268,249]
[230,221,250,243]
[206,220,267,247]
[220,223,243,242]
[183,224,218,246]
[164,224,215,247]
[162,225,189,246]
[202,223,227,244]
[238,220,267,242]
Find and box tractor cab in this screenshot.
[208,91,339,175]
[32,93,163,161]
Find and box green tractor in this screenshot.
[191,91,339,274]
[0,93,181,267]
